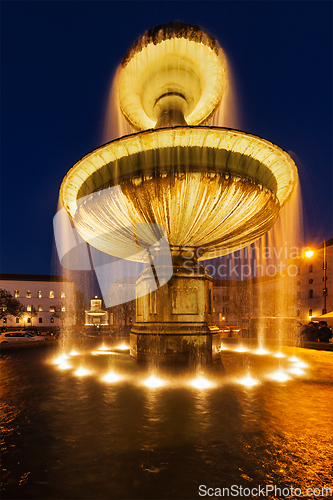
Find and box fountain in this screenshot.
[59,22,297,365]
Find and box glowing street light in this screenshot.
[306,235,327,314]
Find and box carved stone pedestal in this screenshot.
[130,249,221,365]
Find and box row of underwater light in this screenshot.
[51,343,309,389]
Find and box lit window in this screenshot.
[27,305,32,312]
[50,305,55,312]
[61,306,66,312]
[26,290,31,298]
[49,291,54,298]
[50,317,54,324]
[39,318,43,324]
[38,291,43,298]
[38,305,43,312]
[309,265,313,273]
[309,289,313,299]
[61,291,65,298]
[2,306,7,312]
[14,290,19,298]
[3,318,7,323]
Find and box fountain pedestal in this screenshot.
[130,251,221,365]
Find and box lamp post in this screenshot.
[305,234,327,315]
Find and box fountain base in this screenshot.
[130,330,221,365]
[130,252,221,365]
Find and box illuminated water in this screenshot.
[1,345,332,500]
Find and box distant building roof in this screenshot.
[0,273,74,283]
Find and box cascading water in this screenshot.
[56,21,298,366]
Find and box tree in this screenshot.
[0,289,26,321]
[108,300,135,326]
[52,302,75,327]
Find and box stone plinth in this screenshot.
[130,251,221,365]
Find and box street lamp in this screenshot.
[306,234,327,314]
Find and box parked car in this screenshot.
[0,326,8,333]
[0,331,48,344]
[22,326,41,336]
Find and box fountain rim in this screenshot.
[60,125,298,221]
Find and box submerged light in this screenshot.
[234,346,248,353]
[238,375,259,387]
[268,370,290,382]
[189,376,214,390]
[143,375,165,388]
[74,367,91,377]
[102,371,122,383]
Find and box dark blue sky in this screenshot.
[1,1,332,277]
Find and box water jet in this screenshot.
[59,22,297,365]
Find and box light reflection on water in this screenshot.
[1,347,332,500]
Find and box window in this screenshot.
[309,289,313,299]
[309,279,313,284]
[38,291,43,298]
[39,318,43,324]
[309,309,312,317]
[27,318,31,323]
[50,318,54,324]
[27,304,32,312]
[16,317,19,323]
[2,306,7,312]
[61,306,66,312]
[3,318,7,323]
[14,290,19,298]
[309,265,313,273]
[61,291,65,298]
[49,291,54,298]
[49,305,55,312]
[26,290,31,298]
[38,305,43,312]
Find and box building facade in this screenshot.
[0,274,77,328]
[85,296,109,326]
[212,238,332,326]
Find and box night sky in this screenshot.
[1,1,332,279]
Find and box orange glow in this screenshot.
[238,375,259,387]
[98,344,109,351]
[53,354,70,364]
[289,367,305,376]
[74,367,91,377]
[254,346,269,355]
[58,361,72,370]
[234,345,248,353]
[274,352,285,358]
[305,250,314,258]
[189,376,214,390]
[143,375,165,388]
[268,370,290,382]
[116,343,130,350]
[69,349,80,356]
[102,371,122,383]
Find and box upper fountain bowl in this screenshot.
[118,22,227,130]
